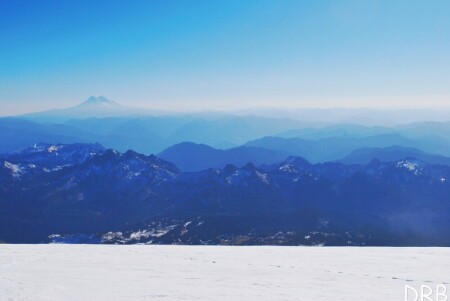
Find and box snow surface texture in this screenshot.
[0,245,449,301]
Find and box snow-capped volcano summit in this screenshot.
[78,96,119,108]
[71,96,123,112]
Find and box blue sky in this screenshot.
[1,0,449,114]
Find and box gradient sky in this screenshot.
[1,0,449,114]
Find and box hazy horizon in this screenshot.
[3,95,450,118]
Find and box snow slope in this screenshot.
[1,245,449,301]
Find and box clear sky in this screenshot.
[1,0,449,114]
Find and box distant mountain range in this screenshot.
[2,96,450,157]
[340,145,450,166]
[2,97,450,246]
[158,142,290,172]
[1,143,450,246]
[245,134,450,163]
[2,118,450,160]
[1,96,310,152]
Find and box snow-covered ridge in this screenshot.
[278,164,300,173]
[3,161,24,178]
[2,143,450,246]
[5,143,106,169]
[396,159,420,171]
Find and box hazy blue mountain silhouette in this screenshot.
[0,113,305,154]
[0,118,95,153]
[340,145,450,165]
[278,124,391,139]
[3,97,450,159]
[159,142,290,171]
[245,134,450,162]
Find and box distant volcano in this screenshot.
[20,96,163,121]
[77,96,120,108]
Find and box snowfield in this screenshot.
[0,245,449,301]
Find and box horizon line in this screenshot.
[3,96,450,118]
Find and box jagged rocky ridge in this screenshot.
[1,143,449,245]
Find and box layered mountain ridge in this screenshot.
[1,143,449,246]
